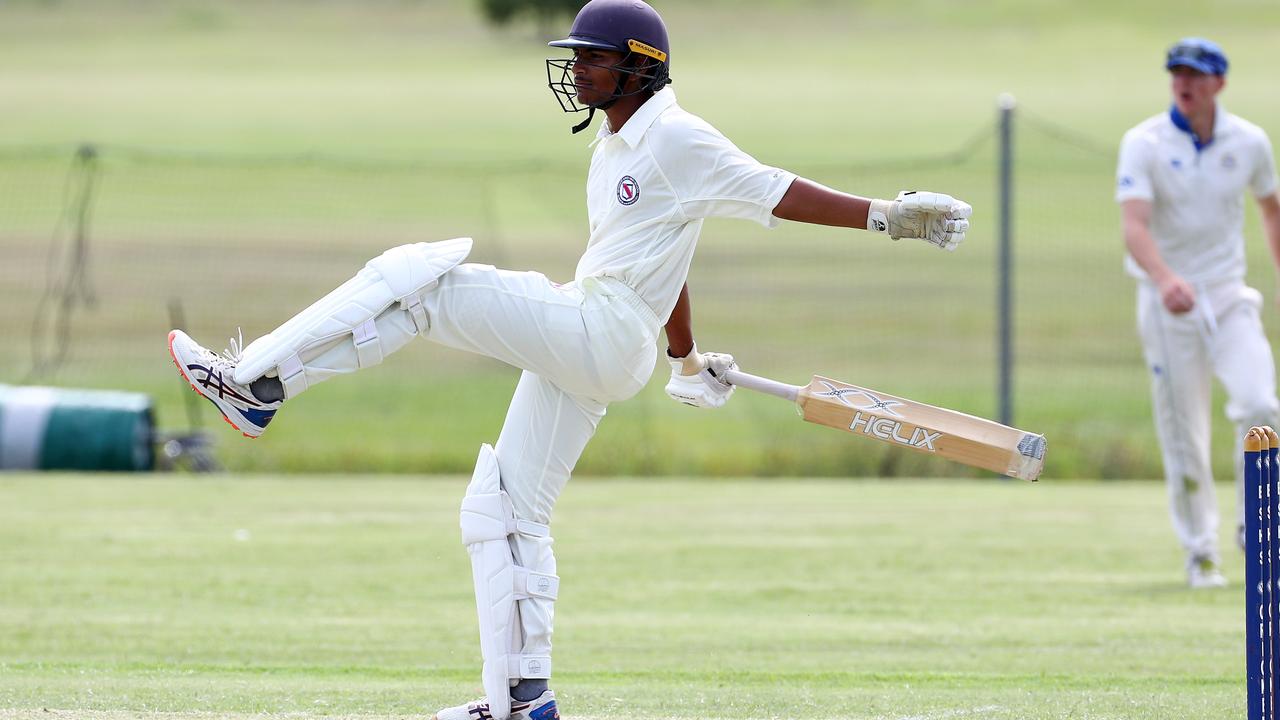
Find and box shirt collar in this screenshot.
[1169,101,1228,152]
[594,88,678,149]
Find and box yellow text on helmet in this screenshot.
[627,39,667,63]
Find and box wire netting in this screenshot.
[3,112,1268,478]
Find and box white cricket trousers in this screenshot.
[1136,279,1279,562]
[284,262,660,667]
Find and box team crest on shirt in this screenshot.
[1222,153,1237,170]
[617,176,640,206]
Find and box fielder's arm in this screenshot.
[1258,192,1280,301]
[1121,198,1195,314]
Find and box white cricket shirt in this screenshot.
[1116,104,1278,283]
[574,88,797,322]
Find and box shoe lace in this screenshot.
[222,328,245,365]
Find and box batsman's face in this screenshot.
[572,48,627,106]
[1169,66,1224,118]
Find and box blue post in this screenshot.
[1246,428,1267,720]
[1267,428,1279,718]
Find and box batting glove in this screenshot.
[665,344,736,409]
[868,190,972,251]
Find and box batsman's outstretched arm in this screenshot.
[771,178,874,229]
[772,178,972,251]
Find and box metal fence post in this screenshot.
[998,94,1015,427]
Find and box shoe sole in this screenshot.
[168,330,259,440]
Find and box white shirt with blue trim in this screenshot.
[575,88,797,323]
[1116,103,1278,283]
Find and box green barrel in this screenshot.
[0,385,154,472]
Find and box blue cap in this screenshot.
[1165,37,1228,76]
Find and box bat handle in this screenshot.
[723,368,801,403]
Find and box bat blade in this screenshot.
[798,376,1046,481]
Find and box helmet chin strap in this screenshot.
[571,108,596,134]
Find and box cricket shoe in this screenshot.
[431,690,559,720]
[168,329,281,438]
[1187,555,1227,590]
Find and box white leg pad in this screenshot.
[460,444,558,720]
[232,237,472,386]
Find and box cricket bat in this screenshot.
[724,369,1046,481]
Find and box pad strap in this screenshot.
[513,518,549,538]
[402,295,430,335]
[353,319,384,368]
[509,655,551,679]
[278,354,307,399]
[513,567,559,601]
[460,492,550,542]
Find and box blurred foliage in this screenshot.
[477,0,583,32]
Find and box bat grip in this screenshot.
[723,369,801,403]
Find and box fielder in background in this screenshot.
[1116,37,1280,589]
[167,1,971,718]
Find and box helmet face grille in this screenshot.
[545,58,587,114]
[545,52,669,115]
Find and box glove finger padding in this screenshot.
[940,202,972,250]
[925,225,965,250]
[700,370,734,404]
[895,190,957,214]
[700,352,736,382]
[947,201,974,220]
[934,229,966,251]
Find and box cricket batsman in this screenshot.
[167,1,972,717]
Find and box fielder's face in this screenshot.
[571,48,628,106]
[1169,66,1224,118]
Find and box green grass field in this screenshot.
[2,0,1280,477]
[0,474,1245,719]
